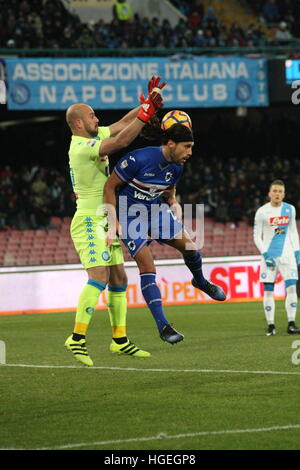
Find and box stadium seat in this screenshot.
[34,230,47,238]
[9,230,22,238]
[54,255,68,264]
[20,240,33,249]
[46,239,59,246]
[41,256,55,265]
[16,257,29,266]
[0,215,262,266]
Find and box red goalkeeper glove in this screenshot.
[147,76,166,95]
[137,90,163,123]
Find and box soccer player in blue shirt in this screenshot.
[103,122,226,344]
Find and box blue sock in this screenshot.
[184,251,206,288]
[140,273,169,332]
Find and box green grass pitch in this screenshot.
[0,301,300,450]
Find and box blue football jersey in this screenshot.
[114,146,184,206]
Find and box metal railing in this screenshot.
[1,40,300,58]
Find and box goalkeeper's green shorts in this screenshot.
[70,214,124,270]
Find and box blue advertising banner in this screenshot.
[5,57,269,110]
[285,59,300,84]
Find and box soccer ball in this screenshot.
[161,110,192,131]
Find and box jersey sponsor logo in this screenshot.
[129,156,135,161]
[87,140,96,147]
[165,171,173,182]
[269,216,290,226]
[134,190,155,201]
[275,227,286,235]
[144,173,155,176]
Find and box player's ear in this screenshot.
[78,118,86,130]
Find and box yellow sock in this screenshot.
[107,286,127,339]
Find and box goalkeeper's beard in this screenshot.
[84,122,98,138]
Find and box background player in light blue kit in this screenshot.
[104,121,226,345]
[254,179,300,336]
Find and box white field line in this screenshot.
[1,363,300,375]
[2,424,300,450]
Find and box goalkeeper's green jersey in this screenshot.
[68,126,110,215]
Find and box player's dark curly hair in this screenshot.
[140,116,194,144]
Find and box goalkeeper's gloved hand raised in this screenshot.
[147,75,166,95]
[137,90,163,123]
[263,252,276,268]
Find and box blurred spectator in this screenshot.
[0,0,294,50]
[203,6,219,28]
[263,0,280,22]
[275,21,293,39]
[0,158,75,229]
[76,26,97,49]
[244,0,299,38]
[113,0,133,19]
[228,22,245,46]
[214,199,230,223]
[113,0,133,31]
[188,10,202,31]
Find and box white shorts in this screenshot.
[260,255,298,283]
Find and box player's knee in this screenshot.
[134,248,155,273]
[136,258,156,274]
[87,266,109,284]
[109,267,128,286]
[115,273,128,286]
[170,235,197,254]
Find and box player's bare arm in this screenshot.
[99,118,145,156]
[108,106,141,137]
[164,186,182,220]
[99,87,164,156]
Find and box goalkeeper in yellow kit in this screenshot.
[65,77,166,366]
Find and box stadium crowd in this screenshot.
[0,0,298,51]
[0,164,76,230]
[1,108,300,231]
[243,0,300,38]
[1,0,300,231]
[1,153,299,231]
[176,155,300,227]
